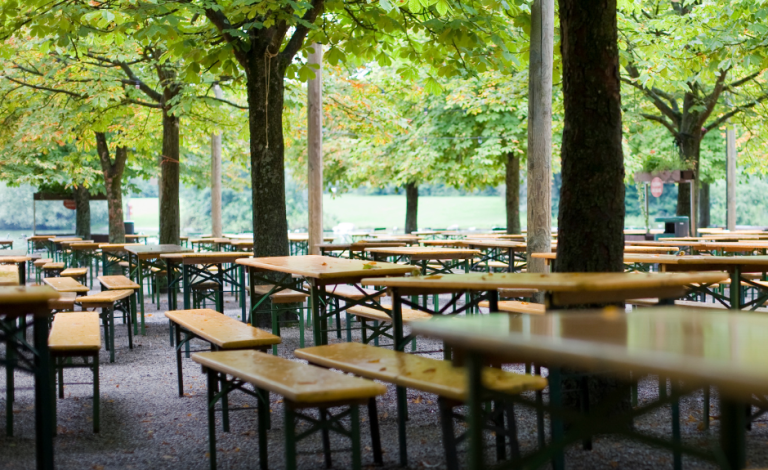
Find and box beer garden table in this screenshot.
[125,234,149,244]
[26,235,51,253]
[316,241,408,259]
[99,243,141,275]
[190,237,232,252]
[125,244,192,334]
[365,246,481,275]
[47,237,81,261]
[0,239,13,250]
[0,251,31,285]
[288,233,335,256]
[0,285,59,470]
[235,255,419,347]
[458,239,528,272]
[412,308,761,470]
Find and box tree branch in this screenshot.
[203,4,249,69]
[196,95,249,110]
[622,65,680,125]
[640,113,678,135]
[281,0,326,61]
[2,76,86,98]
[703,93,768,135]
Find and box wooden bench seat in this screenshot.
[49,292,77,312]
[164,309,281,396]
[97,275,139,290]
[296,343,547,468]
[478,300,546,315]
[34,258,53,268]
[252,285,308,304]
[0,265,18,286]
[629,299,768,312]
[347,305,432,323]
[61,267,88,277]
[77,289,134,363]
[192,349,386,470]
[48,311,101,432]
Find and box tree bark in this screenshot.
[526,0,554,277]
[307,44,324,255]
[699,182,710,228]
[557,0,629,417]
[95,132,127,244]
[211,84,224,238]
[159,107,181,245]
[405,182,418,234]
[245,54,289,258]
[726,124,737,230]
[676,129,701,234]
[505,152,521,234]
[73,184,91,240]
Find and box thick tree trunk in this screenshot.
[73,184,91,239]
[556,0,625,274]
[699,182,710,228]
[159,108,181,244]
[557,0,629,418]
[245,54,289,258]
[676,129,701,234]
[96,132,127,244]
[505,152,521,234]
[405,182,418,234]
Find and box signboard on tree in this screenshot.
[650,177,664,198]
[63,200,76,210]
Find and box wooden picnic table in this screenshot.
[365,246,481,275]
[622,245,681,254]
[160,251,250,320]
[458,239,528,272]
[0,265,19,285]
[125,234,149,244]
[125,244,192,334]
[0,285,59,470]
[190,237,232,252]
[236,255,419,346]
[98,243,141,276]
[0,240,13,249]
[0,253,31,286]
[411,309,758,470]
[466,233,527,241]
[316,241,408,259]
[287,233,335,256]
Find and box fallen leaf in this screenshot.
[368,359,380,363]
[422,368,436,373]
[379,367,387,371]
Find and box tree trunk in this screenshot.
[245,54,289,258]
[159,108,181,244]
[699,182,710,228]
[405,182,418,234]
[505,152,521,234]
[676,129,701,234]
[557,0,629,419]
[73,184,91,240]
[96,132,127,244]
[526,0,554,277]
[211,84,224,238]
[307,44,324,255]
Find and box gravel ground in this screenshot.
[2,292,768,469]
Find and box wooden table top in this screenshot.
[236,255,420,280]
[623,246,681,254]
[43,276,89,293]
[0,249,27,257]
[125,244,191,258]
[533,252,768,268]
[702,242,768,251]
[190,237,232,244]
[420,240,464,247]
[459,240,528,249]
[230,240,254,247]
[0,285,58,316]
[625,240,710,248]
[412,309,768,399]
[70,242,99,250]
[361,271,727,292]
[468,233,527,240]
[370,234,423,240]
[287,233,335,242]
[160,251,251,264]
[99,243,142,251]
[224,234,253,240]
[49,237,82,243]
[315,243,352,250]
[0,255,31,264]
[26,235,53,241]
[365,246,481,260]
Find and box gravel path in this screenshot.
[2,292,768,469]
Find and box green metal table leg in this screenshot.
[311,285,322,347]
[731,266,742,310]
[720,397,746,470]
[350,404,361,470]
[285,404,297,470]
[34,313,55,470]
[466,351,484,470]
[206,368,217,470]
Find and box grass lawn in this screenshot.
[123,195,509,233]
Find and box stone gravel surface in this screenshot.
[3,292,768,469]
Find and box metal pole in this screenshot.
[211,84,223,238]
[307,43,324,256]
[526,0,554,282]
[33,200,36,235]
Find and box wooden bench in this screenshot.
[346,305,431,350]
[296,342,548,469]
[61,267,88,286]
[0,265,18,286]
[478,300,546,315]
[48,292,77,313]
[192,349,387,470]
[164,309,281,397]
[251,285,310,352]
[42,262,65,277]
[76,289,134,363]
[48,311,101,433]
[33,258,53,283]
[98,275,141,336]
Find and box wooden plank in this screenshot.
[411,310,768,399]
[99,243,141,251]
[98,275,140,290]
[165,309,281,349]
[236,255,420,279]
[160,252,251,264]
[0,265,19,286]
[478,300,546,315]
[365,247,481,260]
[61,268,88,277]
[252,285,308,303]
[0,286,59,316]
[77,289,133,304]
[191,349,386,403]
[43,277,89,293]
[295,343,546,402]
[347,305,432,323]
[48,311,101,352]
[362,271,726,291]
[48,292,77,310]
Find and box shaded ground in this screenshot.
[2,292,767,469]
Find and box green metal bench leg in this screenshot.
[207,369,218,470]
[285,404,297,470]
[438,397,459,470]
[57,361,64,399]
[271,303,280,356]
[92,355,100,433]
[220,373,230,433]
[257,388,269,470]
[299,304,305,349]
[396,386,408,466]
[320,408,332,468]
[350,404,361,470]
[175,325,184,397]
[671,380,682,470]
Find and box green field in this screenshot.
[122,195,509,233]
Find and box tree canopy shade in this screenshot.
[619,0,768,226]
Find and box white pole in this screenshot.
[307,44,324,256]
[726,126,737,230]
[526,0,554,277]
[211,84,223,238]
